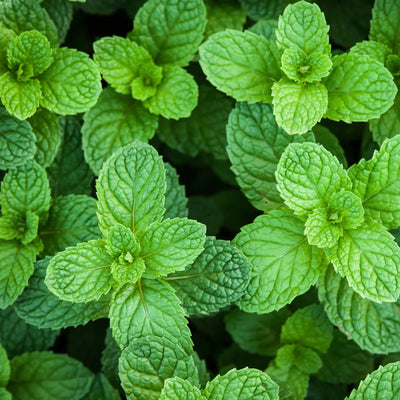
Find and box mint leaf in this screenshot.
[109,279,191,350]
[1,160,51,220]
[41,0,73,45]
[276,1,330,56]
[39,47,101,115]
[248,19,279,41]
[82,88,158,175]
[325,223,400,302]
[0,0,58,47]
[318,266,400,354]
[272,79,328,135]
[199,30,281,103]
[96,142,165,236]
[323,54,397,122]
[0,106,35,170]
[45,239,114,303]
[93,36,154,95]
[7,30,52,76]
[40,195,100,256]
[276,142,350,216]
[82,373,121,400]
[233,210,326,313]
[160,377,204,400]
[313,125,348,167]
[28,108,60,168]
[0,343,10,387]
[130,0,206,67]
[143,65,198,119]
[164,163,188,219]
[7,351,94,400]
[350,40,392,65]
[14,257,109,330]
[167,236,251,316]
[239,0,290,20]
[203,368,279,400]
[347,362,400,399]
[139,218,206,278]
[349,135,400,229]
[119,335,198,400]
[0,388,11,400]
[0,71,41,120]
[226,102,315,211]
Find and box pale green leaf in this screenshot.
[109,279,191,350]
[47,116,94,196]
[0,106,35,170]
[233,210,326,313]
[272,78,328,135]
[0,71,41,120]
[130,0,206,67]
[276,1,330,56]
[28,108,61,168]
[7,30,52,76]
[167,236,251,316]
[106,224,140,258]
[45,239,114,303]
[41,0,73,45]
[323,54,397,123]
[0,0,58,47]
[280,304,333,353]
[248,19,278,42]
[40,194,100,256]
[0,160,51,220]
[318,266,400,354]
[199,29,281,103]
[203,368,279,400]
[349,135,400,229]
[349,40,392,65]
[82,373,121,400]
[96,142,165,236]
[143,65,198,119]
[160,377,204,400]
[225,307,291,357]
[119,335,198,400]
[39,47,101,115]
[93,36,154,95]
[82,88,158,175]
[370,0,400,53]
[325,223,400,303]
[346,362,400,399]
[226,102,315,211]
[275,142,350,215]
[139,218,206,278]
[164,163,188,219]
[0,307,58,358]
[14,257,109,330]
[327,190,364,229]
[7,351,94,400]
[0,343,10,387]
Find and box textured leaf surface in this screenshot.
[131,0,206,66]
[0,343,10,387]
[227,102,314,211]
[8,351,94,400]
[160,377,204,400]
[248,19,279,41]
[233,210,326,313]
[39,48,101,115]
[47,116,94,196]
[318,266,400,354]
[346,362,400,399]
[96,142,165,236]
[168,236,251,316]
[164,163,188,219]
[276,142,350,215]
[325,223,400,303]
[82,373,121,400]
[109,279,191,350]
[82,88,158,175]
[0,307,58,358]
[199,30,281,103]
[14,258,109,330]
[225,308,291,356]
[323,54,397,123]
[119,335,198,400]
[0,240,37,309]
[40,195,100,257]
[143,65,198,119]
[41,0,73,44]
[349,135,400,229]
[139,218,206,278]
[45,239,114,303]
[272,79,328,135]
[0,106,35,170]
[203,368,279,400]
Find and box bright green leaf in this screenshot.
[275,344,322,375]
[160,377,204,400]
